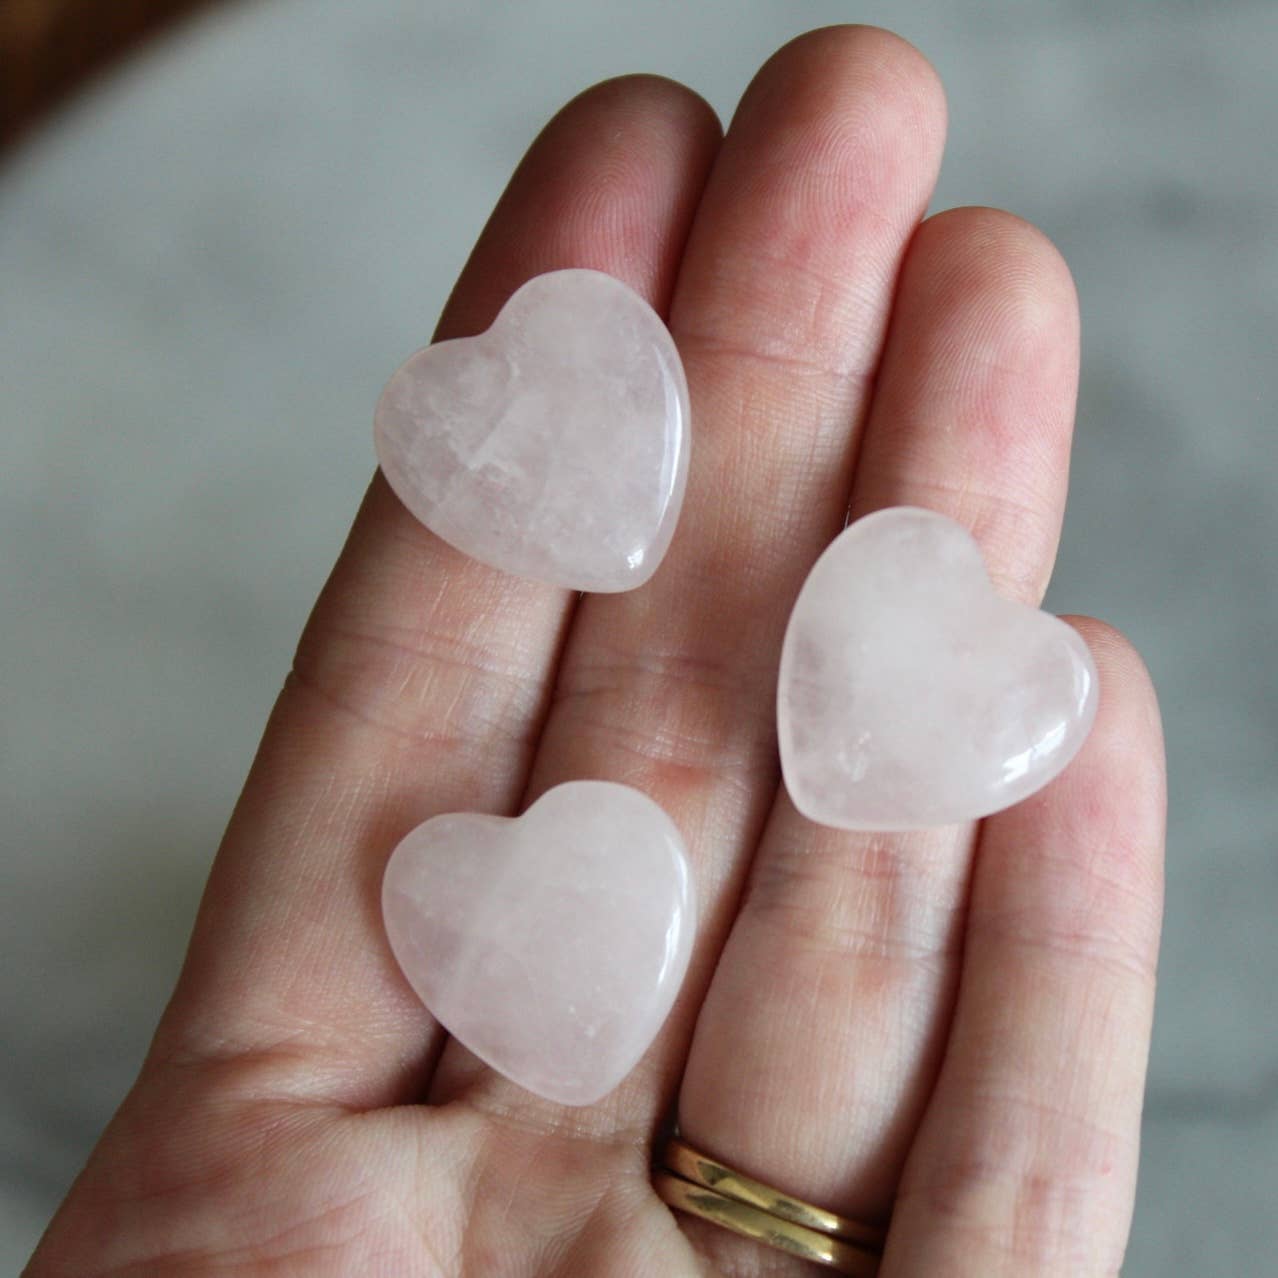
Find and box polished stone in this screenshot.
[374,268,689,592]
[778,507,1098,830]
[382,781,695,1106]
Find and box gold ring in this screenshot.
[654,1174,881,1275]
[662,1137,887,1249]
[655,1137,886,1275]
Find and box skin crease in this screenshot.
[26,26,1165,1278]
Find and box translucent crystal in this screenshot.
[778,507,1098,830]
[374,269,689,592]
[382,781,695,1106]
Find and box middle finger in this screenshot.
[427,25,947,1133]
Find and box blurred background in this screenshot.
[2,0,1274,1271]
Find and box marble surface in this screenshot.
[2,0,1275,1270]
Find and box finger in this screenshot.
[848,207,1080,600]
[151,76,722,1107]
[884,620,1165,1277]
[427,25,947,1131]
[675,206,1082,1264]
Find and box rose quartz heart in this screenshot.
[382,781,695,1106]
[374,269,689,592]
[778,507,1098,830]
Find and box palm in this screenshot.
[29,27,1164,1278]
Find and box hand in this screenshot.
[28,26,1165,1278]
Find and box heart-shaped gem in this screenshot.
[374,268,690,592]
[382,781,695,1106]
[778,506,1098,830]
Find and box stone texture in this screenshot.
[778,507,1098,830]
[382,781,695,1106]
[374,268,689,592]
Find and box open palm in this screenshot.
[29,26,1164,1278]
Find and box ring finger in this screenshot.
[676,204,1083,1266]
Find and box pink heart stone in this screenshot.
[382,781,695,1106]
[778,506,1098,830]
[374,269,690,592]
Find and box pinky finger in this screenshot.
[884,618,1166,1277]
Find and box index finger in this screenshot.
[150,76,722,1108]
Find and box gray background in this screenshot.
[2,0,1274,1271]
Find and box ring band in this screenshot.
[654,1174,881,1275]
[655,1137,885,1275]
[662,1137,886,1249]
